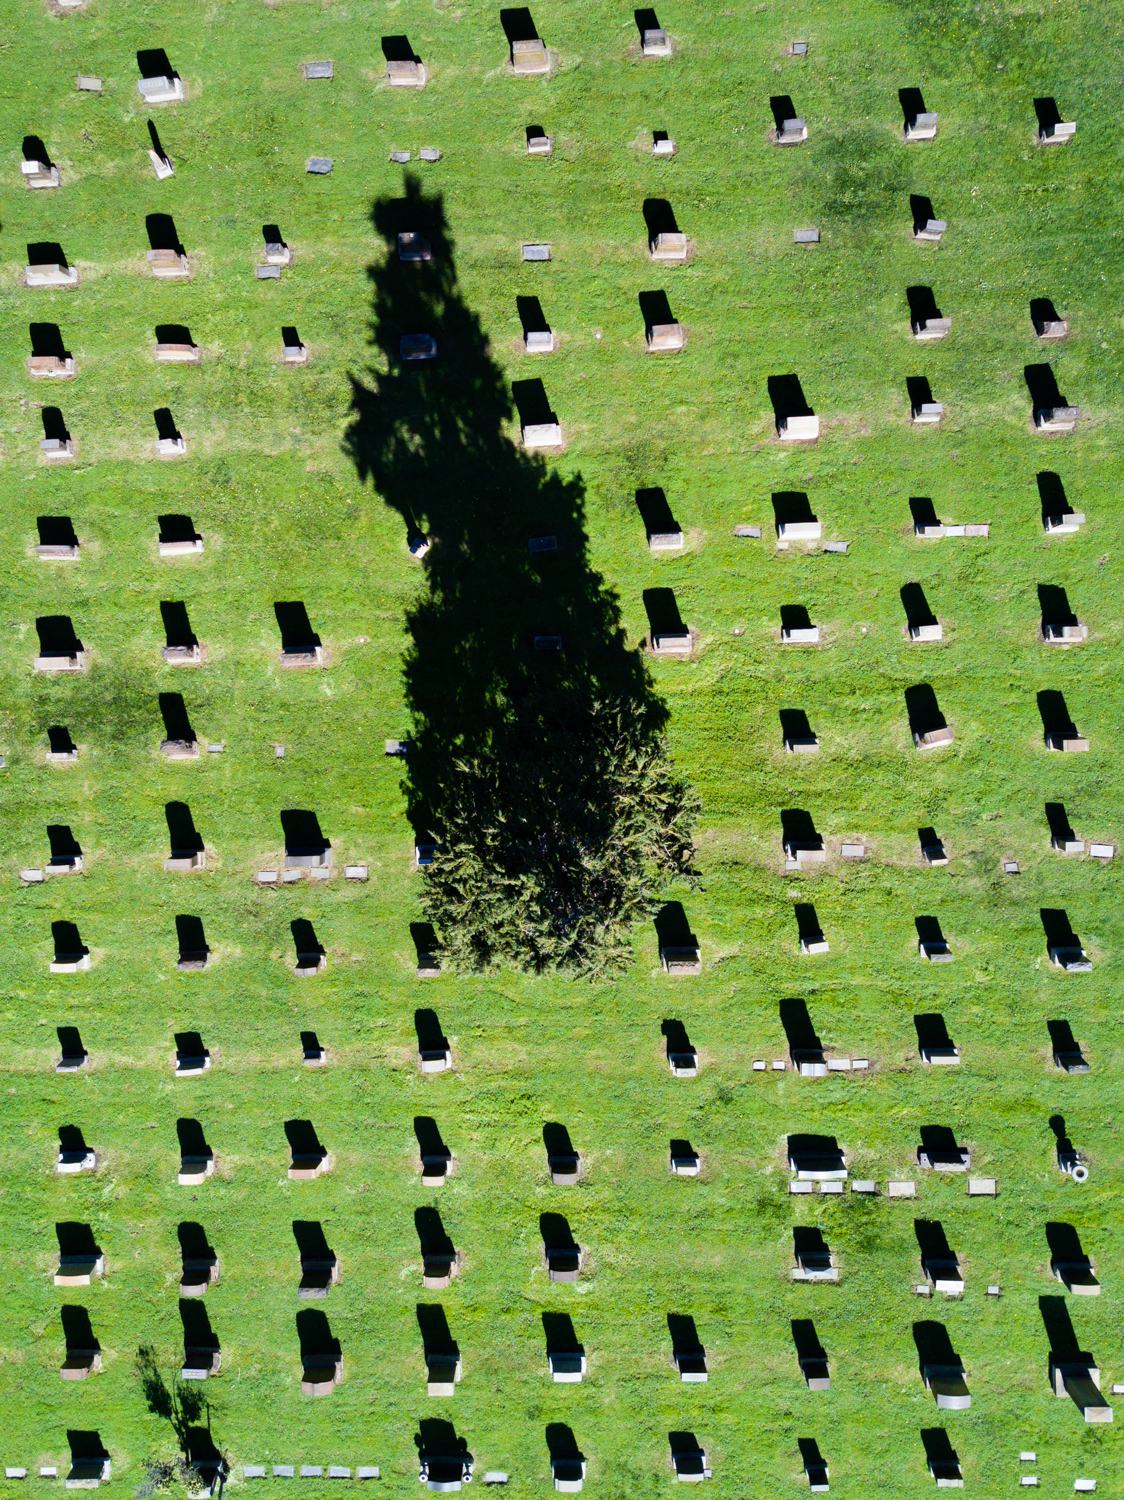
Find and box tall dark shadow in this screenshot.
[343,176,697,977]
[159,693,195,742]
[165,801,203,855]
[41,407,70,443]
[30,324,69,360]
[1036,471,1072,523]
[1025,363,1065,410]
[137,48,174,77]
[146,214,183,254]
[38,515,78,548]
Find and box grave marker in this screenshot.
[138,76,184,104]
[511,38,549,74]
[650,231,688,261]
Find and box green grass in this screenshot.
[1,0,1124,1493]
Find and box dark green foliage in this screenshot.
[421,693,700,978]
[346,181,699,978]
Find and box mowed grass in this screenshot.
[0,0,1123,1493]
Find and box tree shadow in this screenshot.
[343,175,697,977]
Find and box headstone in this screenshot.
[156,342,201,364]
[915,219,947,242]
[244,1468,266,1479]
[329,1469,352,1479]
[915,726,954,749]
[1044,512,1085,533]
[913,401,943,424]
[1038,318,1069,340]
[525,329,554,352]
[778,520,821,541]
[791,40,808,53]
[1049,946,1092,972]
[356,1469,380,1481]
[652,134,677,156]
[300,1469,323,1479]
[256,871,278,884]
[661,945,701,974]
[264,243,291,266]
[149,151,175,179]
[5,1471,28,1480]
[147,248,189,279]
[303,61,333,79]
[785,735,819,754]
[390,152,411,164]
[642,27,671,55]
[419,148,442,162]
[1089,843,1114,860]
[161,643,200,663]
[914,316,952,340]
[1047,734,1089,752]
[283,337,308,365]
[781,625,819,643]
[521,243,552,261]
[522,422,562,449]
[841,843,865,858]
[401,334,437,361]
[650,231,688,261]
[1036,407,1080,432]
[280,645,323,666]
[344,864,368,881]
[511,37,549,74]
[76,75,102,91]
[778,415,819,440]
[138,76,184,103]
[387,59,426,86]
[1004,860,1020,873]
[647,322,686,352]
[398,232,431,262]
[26,263,79,287]
[306,158,333,175]
[1043,622,1088,643]
[273,1468,295,1478]
[28,354,75,378]
[40,438,75,460]
[1040,121,1077,143]
[852,1180,877,1194]
[733,524,761,537]
[526,134,553,155]
[794,228,820,243]
[887,1180,916,1197]
[22,161,60,189]
[911,623,944,641]
[777,118,808,144]
[653,632,692,656]
[905,111,939,140]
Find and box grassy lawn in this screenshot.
[1,0,1123,1493]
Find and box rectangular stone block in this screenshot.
[779,414,819,440]
[522,422,562,449]
[138,75,184,103]
[650,231,688,261]
[26,264,79,287]
[647,322,686,352]
[794,228,820,243]
[512,37,549,73]
[887,1180,916,1197]
[304,61,334,78]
